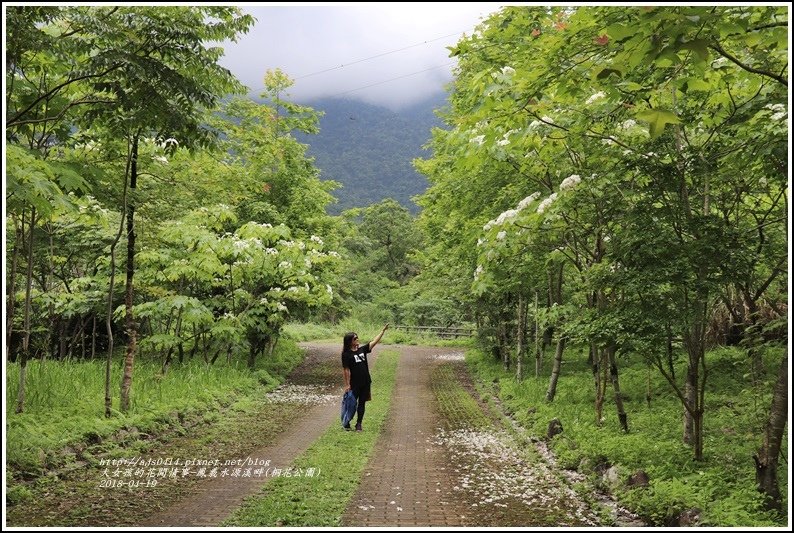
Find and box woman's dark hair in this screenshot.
[342,332,358,354]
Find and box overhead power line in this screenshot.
[293,29,468,81]
[330,61,457,98]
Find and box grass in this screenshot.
[223,348,400,526]
[465,343,788,527]
[5,340,304,481]
[283,320,475,347]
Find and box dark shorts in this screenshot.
[352,385,371,402]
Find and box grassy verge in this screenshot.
[5,340,304,494]
[465,344,787,527]
[283,320,474,347]
[223,348,400,526]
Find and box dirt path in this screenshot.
[140,342,348,526]
[343,346,602,527]
[342,346,471,526]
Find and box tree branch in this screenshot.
[710,42,787,86]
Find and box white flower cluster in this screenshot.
[620,119,637,130]
[474,264,484,280]
[153,155,168,164]
[277,303,288,312]
[517,192,541,210]
[537,192,558,213]
[471,135,485,145]
[496,231,507,240]
[559,174,581,191]
[310,235,324,245]
[501,65,516,76]
[326,284,333,295]
[586,91,606,104]
[265,248,279,255]
[765,103,787,121]
[278,261,292,269]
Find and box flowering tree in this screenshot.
[417,5,787,469]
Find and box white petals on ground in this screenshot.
[262,384,337,405]
[432,428,599,526]
[431,352,465,362]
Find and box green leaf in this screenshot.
[679,39,710,62]
[596,68,622,80]
[635,108,681,138]
[606,23,634,42]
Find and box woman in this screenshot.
[341,324,389,431]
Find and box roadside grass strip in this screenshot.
[223,349,400,526]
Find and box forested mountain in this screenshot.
[294,94,448,213]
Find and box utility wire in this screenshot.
[329,61,457,98]
[293,30,468,81]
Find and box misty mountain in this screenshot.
[294,94,449,214]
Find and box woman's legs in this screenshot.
[353,386,370,429]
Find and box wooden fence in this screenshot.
[392,325,475,339]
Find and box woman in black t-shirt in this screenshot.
[341,324,389,431]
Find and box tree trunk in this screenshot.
[753,351,787,513]
[16,208,36,414]
[591,341,604,426]
[7,215,21,356]
[607,343,629,432]
[546,335,566,402]
[683,361,697,446]
[534,291,541,377]
[498,318,510,371]
[516,293,527,381]
[120,134,139,413]
[105,136,134,417]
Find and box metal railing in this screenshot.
[391,325,474,339]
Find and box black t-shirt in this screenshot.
[342,342,372,388]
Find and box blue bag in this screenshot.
[341,390,356,427]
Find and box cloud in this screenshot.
[217,4,501,109]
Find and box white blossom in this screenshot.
[287,286,299,293]
[477,238,484,246]
[328,251,341,258]
[496,139,510,146]
[620,119,637,130]
[495,208,519,225]
[586,91,606,104]
[304,258,312,268]
[765,103,786,113]
[278,261,292,269]
[326,284,333,295]
[471,135,485,145]
[474,265,484,280]
[771,111,787,121]
[496,231,507,240]
[310,235,324,245]
[153,155,168,164]
[559,174,581,191]
[277,303,288,312]
[517,192,541,211]
[537,193,557,213]
[501,66,516,76]
[541,116,554,124]
[265,248,279,255]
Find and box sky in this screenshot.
[217,3,504,110]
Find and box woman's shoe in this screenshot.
[355,424,362,432]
